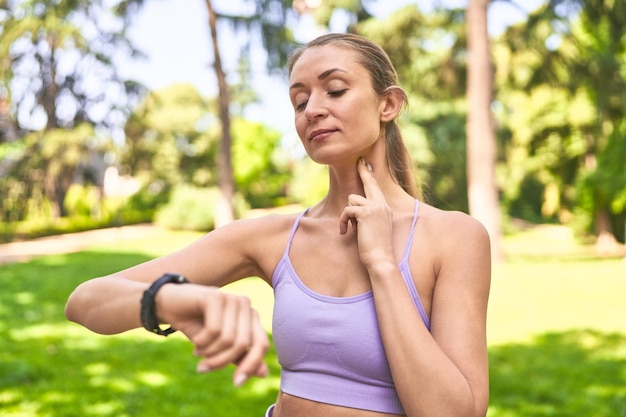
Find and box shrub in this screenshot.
[289,158,328,207]
[155,185,249,231]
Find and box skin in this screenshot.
[65,44,491,417]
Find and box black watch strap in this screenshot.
[140,273,189,336]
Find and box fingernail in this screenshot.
[197,364,210,373]
[234,373,248,387]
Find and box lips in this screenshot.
[309,128,337,141]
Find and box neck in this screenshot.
[312,155,409,218]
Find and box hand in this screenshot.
[339,158,395,269]
[157,284,270,386]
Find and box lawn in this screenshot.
[1,226,625,416]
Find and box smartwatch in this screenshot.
[140,273,189,336]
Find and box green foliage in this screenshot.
[0,215,111,243]
[154,185,250,232]
[122,84,219,188]
[306,0,372,32]
[359,6,469,211]
[123,85,292,212]
[575,122,626,242]
[0,0,145,226]
[289,157,328,207]
[494,0,626,239]
[0,122,114,221]
[119,183,171,224]
[232,119,291,208]
[64,184,101,218]
[3,0,626,246]
[0,0,145,130]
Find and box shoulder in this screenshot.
[213,210,302,249]
[231,210,302,231]
[417,203,491,271]
[420,203,489,244]
[180,209,304,283]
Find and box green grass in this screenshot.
[1,227,625,416]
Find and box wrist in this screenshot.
[366,259,398,278]
[140,273,189,336]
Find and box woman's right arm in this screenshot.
[64,215,290,384]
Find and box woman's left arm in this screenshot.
[340,160,491,417]
[370,214,490,417]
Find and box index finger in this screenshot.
[357,158,384,200]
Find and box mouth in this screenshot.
[309,128,336,141]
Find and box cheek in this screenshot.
[350,111,382,140]
[294,114,307,141]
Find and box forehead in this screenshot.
[289,44,364,81]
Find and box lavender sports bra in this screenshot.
[271,200,430,414]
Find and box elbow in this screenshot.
[452,398,488,417]
[467,385,489,417]
[64,285,83,324]
[476,394,489,417]
[65,281,95,326]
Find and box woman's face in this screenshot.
[288,45,386,165]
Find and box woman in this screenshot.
[66,33,491,417]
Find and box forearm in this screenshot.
[65,276,148,334]
[369,262,485,417]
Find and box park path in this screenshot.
[0,206,304,266]
[0,224,162,265]
[1,217,623,265]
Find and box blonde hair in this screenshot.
[288,33,420,198]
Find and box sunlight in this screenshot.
[245,374,281,396]
[136,371,170,387]
[14,291,35,305]
[85,401,126,416]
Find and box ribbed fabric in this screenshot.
[271,200,430,414]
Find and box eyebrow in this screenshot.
[289,68,347,91]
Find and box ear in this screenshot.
[379,86,404,123]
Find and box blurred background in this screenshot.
[0,0,625,416]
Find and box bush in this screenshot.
[155,185,249,231]
[289,158,328,207]
[116,182,172,225]
[64,184,100,218]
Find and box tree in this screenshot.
[122,84,218,188]
[494,0,626,246]
[231,118,291,208]
[465,0,503,260]
[200,0,298,226]
[0,0,145,219]
[359,5,470,211]
[0,123,111,222]
[122,83,291,222]
[293,0,372,33]
[205,0,236,226]
[567,0,626,248]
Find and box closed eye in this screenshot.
[295,100,308,111]
[294,89,346,112]
[329,89,347,97]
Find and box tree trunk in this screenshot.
[466,0,503,261]
[595,208,618,254]
[205,0,235,227]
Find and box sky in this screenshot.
[121,0,546,141]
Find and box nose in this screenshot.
[304,93,328,121]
